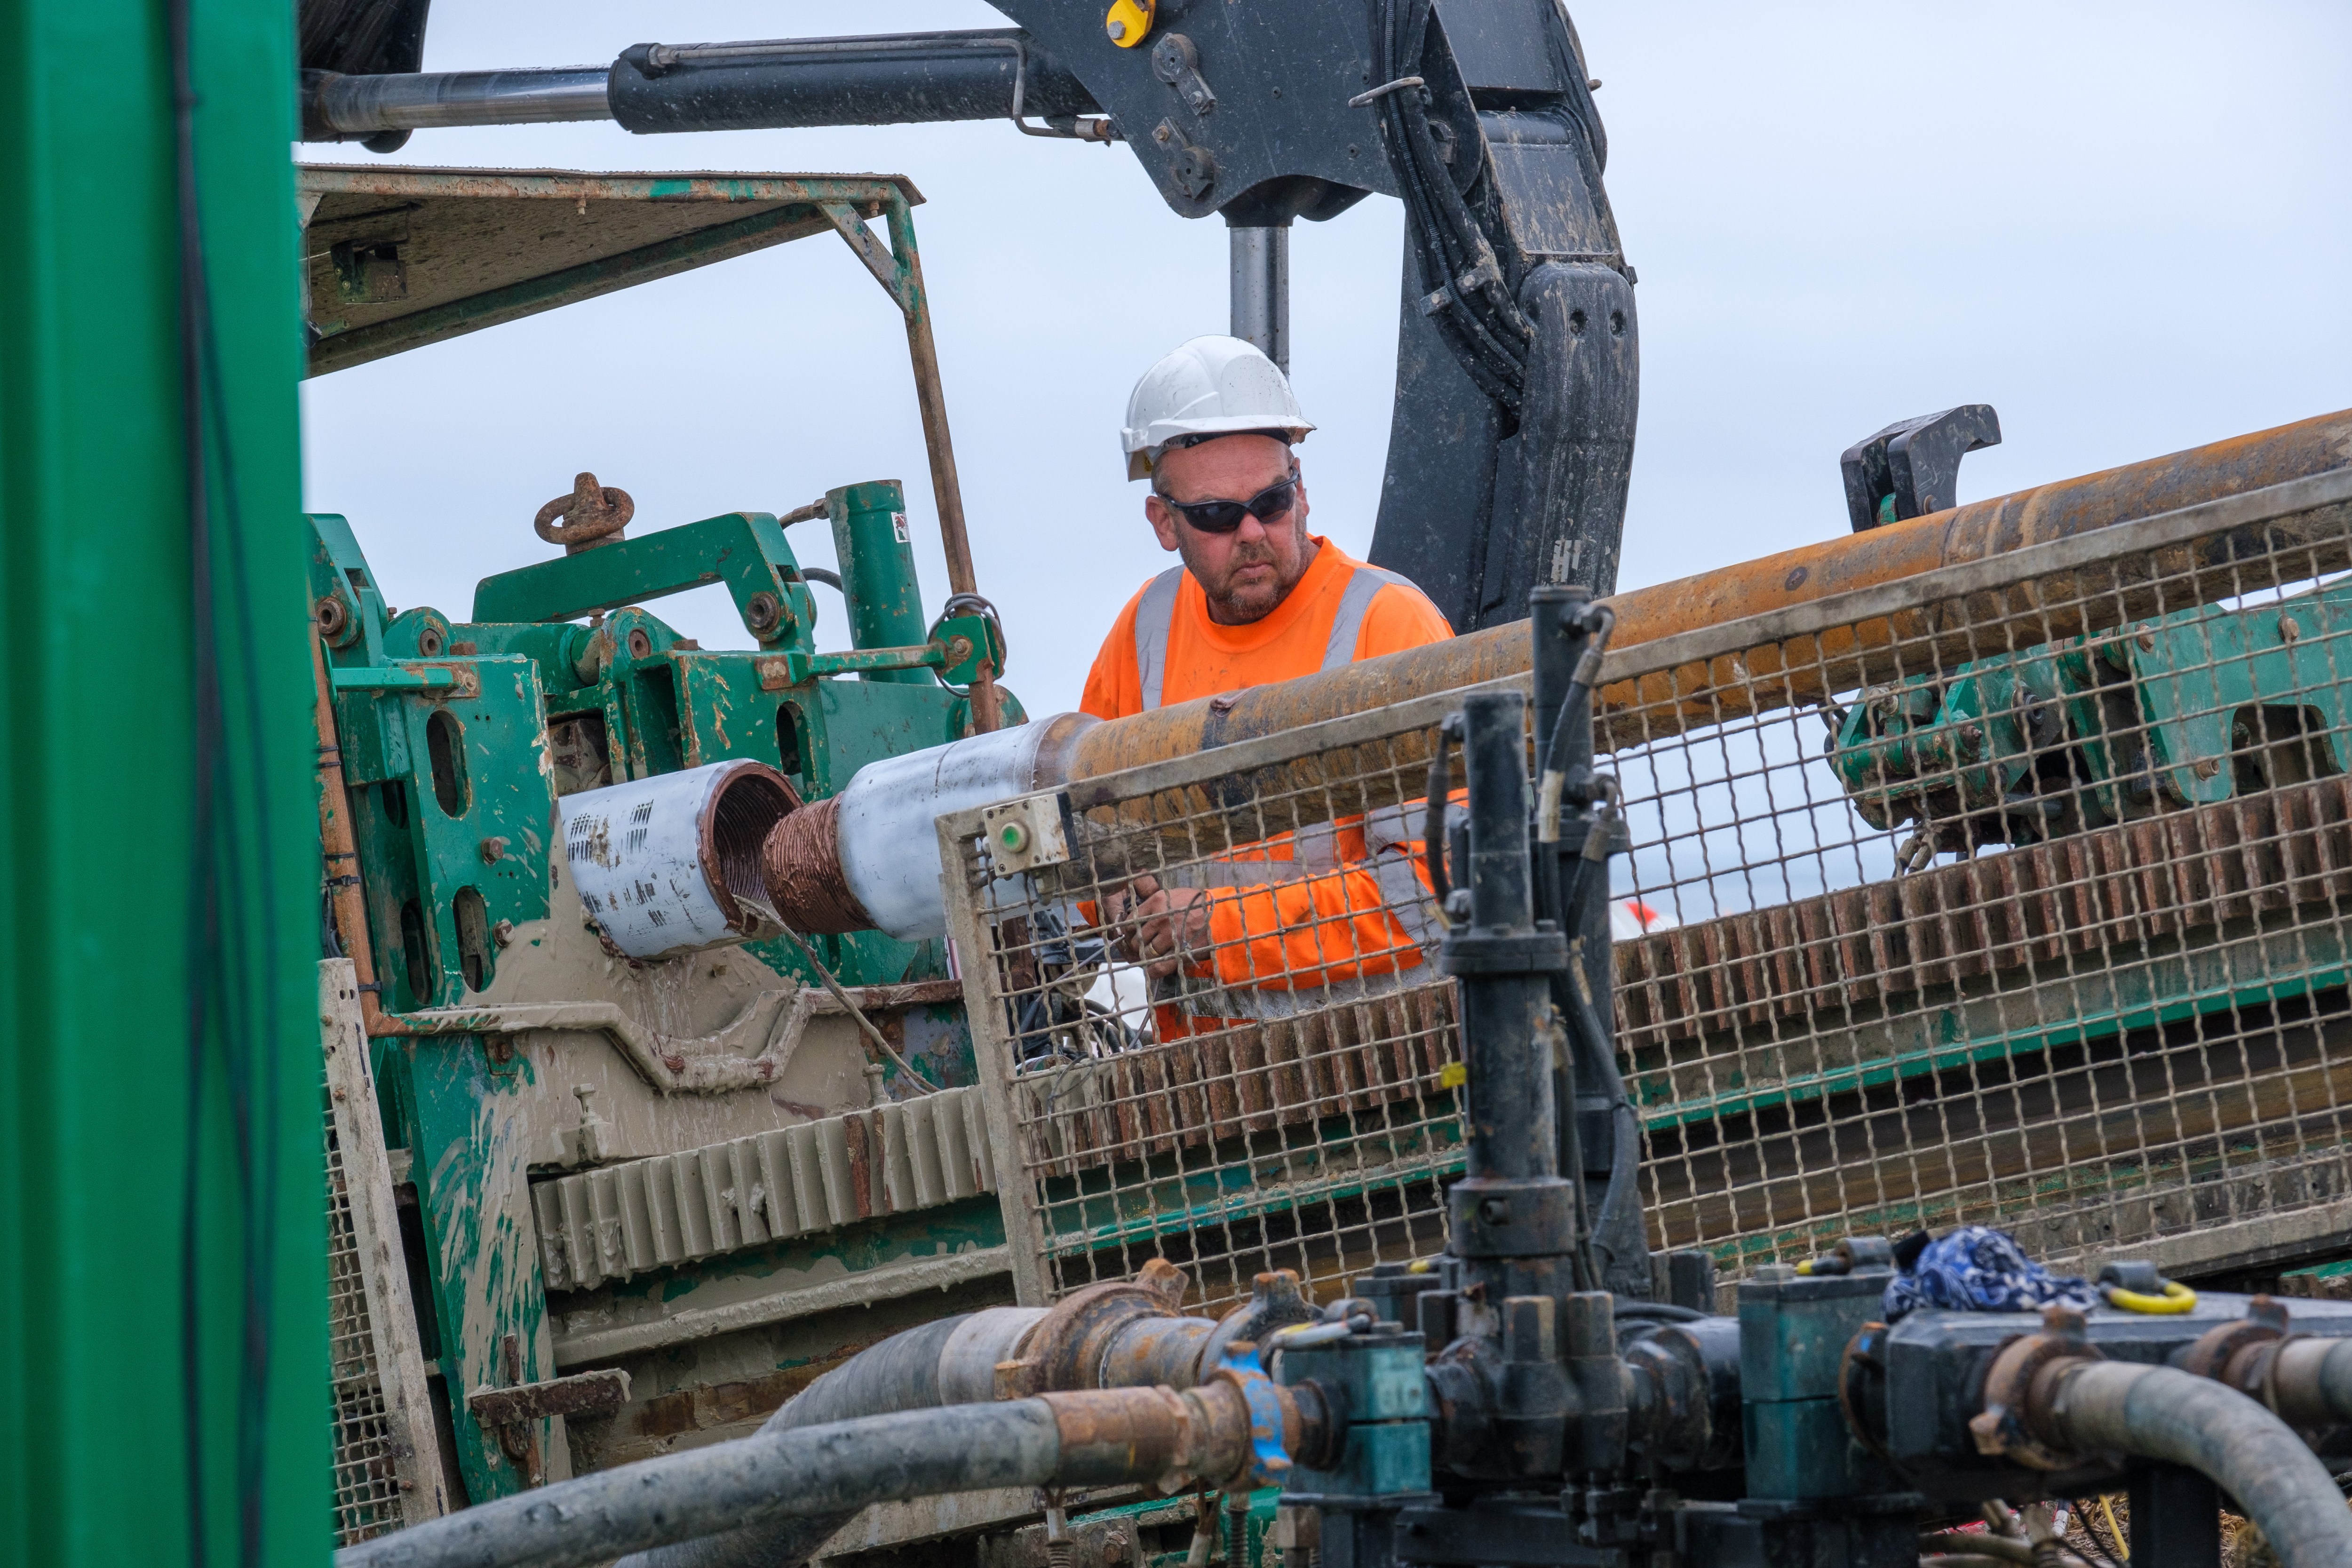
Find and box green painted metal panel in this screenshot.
[388,1037,561,1502]
[0,0,326,1561]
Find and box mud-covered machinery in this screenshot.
[344,601,2352,1568]
[309,162,1035,1527]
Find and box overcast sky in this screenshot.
[301,2,2352,720]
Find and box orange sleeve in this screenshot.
[1196,854,1434,991]
[1351,581,1455,660]
[1081,588,1149,720]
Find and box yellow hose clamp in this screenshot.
[1105,0,1154,48]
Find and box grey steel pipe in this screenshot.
[309,67,612,133]
[1230,224,1291,374]
[2036,1361,2352,1568]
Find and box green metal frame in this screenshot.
[0,0,326,1559]
[303,171,922,376]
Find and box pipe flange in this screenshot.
[1013,1260,1192,1393]
[1969,1305,2104,1471]
[2176,1294,2290,1383]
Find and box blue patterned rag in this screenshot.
[1881,1226,2099,1321]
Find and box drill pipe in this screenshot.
[1071,406,2352,780]
[765,409,2352,937]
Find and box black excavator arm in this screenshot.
[298,0,1639,632]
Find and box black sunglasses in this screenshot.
[1155,470,1300,535]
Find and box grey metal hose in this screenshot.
[339,1401,1072,1568]
[2043,1362,2352,1568]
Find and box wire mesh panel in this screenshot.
[952,469,2352,1312]
[946,700,1478,1316]
[1606,470,2352,1282]
[321,959,447,1542]
[328,1086,410,1543]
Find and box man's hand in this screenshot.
[1104,874,1213,980]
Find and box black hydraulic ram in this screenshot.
[609,31,1099,134]
[305,30,1102,138]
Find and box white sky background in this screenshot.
[301,3,2352,721]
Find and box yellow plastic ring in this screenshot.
[2103,1279,2197,1314]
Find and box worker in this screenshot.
[1081,335,1455,1033]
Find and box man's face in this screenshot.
[1145,434,1314,625]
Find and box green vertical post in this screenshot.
[828,479,931,682]
[0,0,324,1563]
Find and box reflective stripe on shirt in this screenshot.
[1133,563,1420,712]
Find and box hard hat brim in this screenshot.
[1122,419,1314,482]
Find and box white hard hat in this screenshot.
[1121,335,1315,482]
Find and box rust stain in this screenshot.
[843,1113,875,1218]
[628,1348,875,1439]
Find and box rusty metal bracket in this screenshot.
[819,200,912,312]
[466,1354,631,1486]
[465,1365,631,1428]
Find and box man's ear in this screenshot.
[1145,495,1183,553]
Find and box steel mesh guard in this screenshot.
[319,959,445,1540]
[948,470,2352,1312]
[327,1087,409,1543]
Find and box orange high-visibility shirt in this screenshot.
[1079,539,1454,1035]
[1081,537,1454,720]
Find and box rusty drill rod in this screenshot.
[1068,406,2352,780]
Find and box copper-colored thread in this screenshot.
[759,796,873,934]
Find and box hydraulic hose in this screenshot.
[617,1307,1041,1568]
[340,1393,1208,1568]
[621,1268,1225,1568]
[2036,1362,2352,1568]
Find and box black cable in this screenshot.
[1422,714,1458,910]
[1372,0,1534,414]
[168,0,282,1557]
[167,0,215,1554]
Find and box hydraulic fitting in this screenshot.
[1740,1246,1900,1499]
[1275,1321,1432,1501]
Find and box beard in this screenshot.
[1191,537,1292,623]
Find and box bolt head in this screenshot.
[1106,17,1126,38]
